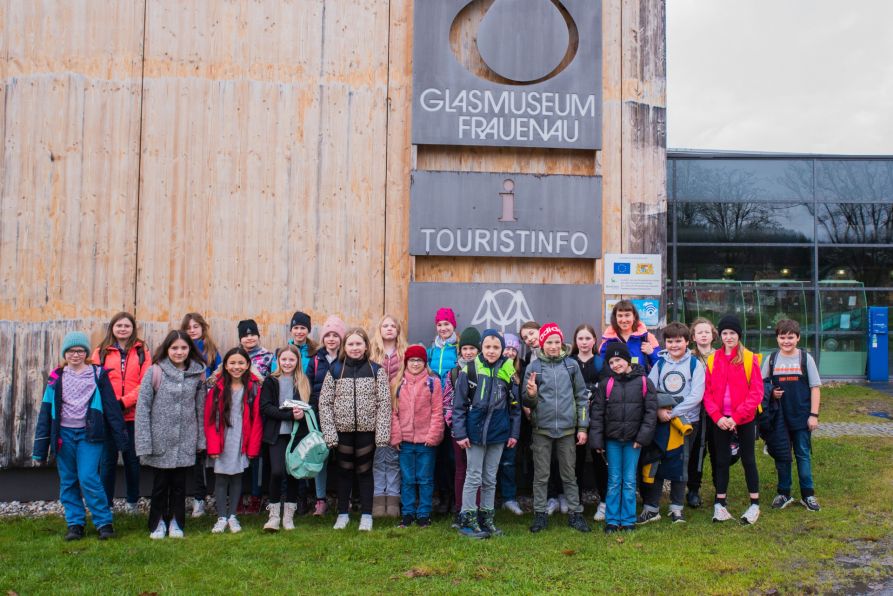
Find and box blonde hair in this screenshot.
[270,345,312,402]
[370,314,407,365]
[390,349,435,415]
[339,328,371,361]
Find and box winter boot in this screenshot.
[372,495,387,517]
[263,502,281,532]
[282,503,297,531]
[479,508,502,537]
[385,495,401,517]
[457,510,489,539]
[530,512,549,533]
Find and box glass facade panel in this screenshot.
[818,288,867,376]
[816,160,893,203]
[674,159,813,202]
[818,247,893,287]
[676,202,813,243]
[814,202,893,244]
[677,246,812,282]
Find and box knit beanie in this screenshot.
[458,326,482,349]
[480,328,505,350]
[604,343,632,364]
[404,344,428,365]
[320,315,347,341]
[238,319,260,339]
[61,332,90,356]
[538,322,564,348]
[503,333,521,351]
[717,314,743,338]
[434,307,457,328]
[290,311,312,330]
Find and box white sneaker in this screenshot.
[168,519,184,538]
[502,500,523,516]
[546,498,559,516]
[211,517,227,534]
[227,515,241,533]
[593,502,606,522]
[558,495,569,514]
[358,514,373,532]
[333,514,350,530]
[191,499,206,518]
[740,504,760,525]
[149,520,167,540]
[712,503,733,522]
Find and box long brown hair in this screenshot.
[180,312,219,368]
[214,347,252,428]
[97,312,144,360]
[152,330,206,367]
[370,315,408,365]
[570,323,598,356]
[610,300,640,337]
[270,345,312,403]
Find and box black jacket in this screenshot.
[260,376,311,445]
[588,364,658,450]
[309,352,343,408]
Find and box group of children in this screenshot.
[32,301,823,541]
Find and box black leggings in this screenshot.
[148,466,188,531]
[688,415,717,493]
[575,445,608,502]
[268,435,301,503]
[336,432,375,515]
[712,420,759,495]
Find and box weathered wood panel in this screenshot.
[599,0,623,294]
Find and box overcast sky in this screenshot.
[667,0,893,155]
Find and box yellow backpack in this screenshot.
[705,349,762,383]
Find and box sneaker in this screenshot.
[740,504,760,525]
[502,500,523,516]
[479,509,502,537]
[545,498,559,516]
[97,524,116,540]
[558,495,569,514]
[314,499,328,517]
[686,491,702,509]
[636,509,661,525]
[801,496,821,512]
[529,512,549,533]
[712,503,733,522]
[125,502,140,515]
[669,511,686,524]
[227,515,241,534]
[64,524,85,541]
[358,514,373,531]
[568,513,591,533]
[211,517,227,534]
[457,511,489,539]
[333,514,350,530]
[168,519,184,538]
[771,494,796,510]
[191,499,206,518]
[399,514,415,528]
[604,524,620,534]
[416,517,432,528]
[593,502,606,522]
[149,520,167,540]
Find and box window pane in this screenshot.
[674,159,813,202]
[677,246,813,282]
[814,202,893,244]
[816,160,893,203]
[676,202,813,242]
[819,288,867,376]
[819,247,893,286]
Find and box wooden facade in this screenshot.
[0,0,666,467]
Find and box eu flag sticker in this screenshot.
[613,262,631,275]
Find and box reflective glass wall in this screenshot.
[667,154,893,377]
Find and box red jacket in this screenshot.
[91,341,152,422]
[390,372,445,447]
[204,376,263,458]
[703,347,764,425]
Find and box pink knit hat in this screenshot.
[434,307,457,328]
[320,315,347,340]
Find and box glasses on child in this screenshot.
[66,349,87,355]
[407,358,425,364]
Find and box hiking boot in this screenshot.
[686,490,702,509]
[191,499,206,518]
[529,512,549,533]
[545,498,559,516]
[457,510,489,539]
[502,500,523,516]
[712,503,732,522]
[314,499,328,516]
[399,514,415,528]
[211,517,227,534]
[771,494,796,510]
[637,509,661,525]
[479,509,502,537]
[227,515,241,534]
[740,504,760,525]
[669,511,686,524]
[558,495,569,514]
[593,502,606,522]
[604,524,620,534]
[282,503,297,531]
[263,502,281,532]
[568,513,591,533]
[168,519,185,538]
[149,520,167,540]
[97,524,116,540]
[64,525,85,541]
[416,517,432,528]
[801,496,821,512]
[358,514,373,531]
[333,513,350,530]
[372,495,387,518]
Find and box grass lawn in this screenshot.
[1,387,892,595]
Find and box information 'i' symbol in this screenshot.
[498,179,517,222]
[476,0,572,83]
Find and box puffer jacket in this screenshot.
[204,375,263,458]
[452,355,520,446]
[703,347,764,425]
[521,348,589,438]
[428,338,458,385]
[92,341,152,422]
[588,364,657,449]
[390,371,445,446]
[247,346,274,379]
[376,350,402,384]
[598,322,660,371]
[135,358,207,469]
[318,357,391,447]
[309,351,343,407]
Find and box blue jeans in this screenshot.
[101,420,141,504]
[498,444,517,501]
[57,426,113,528]
[399,443,436,517]
[605,439,640,527]
[775,429,815,498]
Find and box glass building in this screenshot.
[667,150,893,378]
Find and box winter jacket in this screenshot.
[572,353,604,390]
[194,338,222,378]
[390,371,445,446]
[318,357,392,447]
[428,338,458,386]
[247,346,274,379]
[452,355,520,446]
[442,359,473,429]
[135,358,207,469]
[92,341,152,422]
[204,375,263,459]
[703,347,764,426]
[32,365,129,461]
[309,351,343,408]
[376,350,402,384]
[521,349,589,438]
[641,416,693,483]
[588,364,658,449]
[259,375,312,445]
[647,350,705,424]
[598,323,660,371]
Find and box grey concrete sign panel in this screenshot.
[409,170,601,259]
[412,0,602,150]
[408,282,602,345]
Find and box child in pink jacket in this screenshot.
[390,345,445,528]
